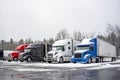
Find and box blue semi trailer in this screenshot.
[71,38,116,63]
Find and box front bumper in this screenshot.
[18,54,25,61]
[47,57,57,62]
[7,57,13,61]
[71,58,88,63]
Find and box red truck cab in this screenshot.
[8,44,29,62]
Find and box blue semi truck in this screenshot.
[71,38,116,63]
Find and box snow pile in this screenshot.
[1,61,21,65]
[13,68,57,72]
[22,63,100,68]
[86,63,120,70]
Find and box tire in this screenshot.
[20,60,24,62]
[8,60,11,62]
[48,61,52,63]
[96,58,100,63]
[13,57,18,62]
[111,57,116,62]
[59,57,64,63]
[27,57,32,62]
[73,62,77,64]
[88,58,92,63]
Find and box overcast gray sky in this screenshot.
[0,0,120,41]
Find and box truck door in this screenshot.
[31,49,36,59]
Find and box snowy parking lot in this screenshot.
[0,60,120,80]
[1,60,120,72]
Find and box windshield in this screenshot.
[52,46,64,51]
[17,50,24,53]
[24,49,31,53]
[76,46,89,51]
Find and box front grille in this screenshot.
[47,53,53,61]
[74,53,81,58]
[18,54,23,59]
[48,53,53,57]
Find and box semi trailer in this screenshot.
[71,38,116,63]
[0,50,14,60]
[47,39,80,63]
[0,50,3,59]
[19,43,51,62]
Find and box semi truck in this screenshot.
[71,38,117,63]
[19,43,51,62]
[47,39,80,63]
[7,44,29,62]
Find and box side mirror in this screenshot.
[62,47,65,52]
[90,46,94,51]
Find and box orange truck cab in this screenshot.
[8,44,29,62]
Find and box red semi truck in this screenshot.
[7,44,29,62]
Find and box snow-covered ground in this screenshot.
[0,60,120,72]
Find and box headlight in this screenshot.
[55,55,58,59]
[23,56,26,59]
[72,55,74,58]
[84,54,90,59]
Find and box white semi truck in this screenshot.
[47,39,80,63]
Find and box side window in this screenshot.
[90,46,94,51]
[62,47,65,51]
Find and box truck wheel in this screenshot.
[111,57,116,61]
[8,60,11,62]
[59,57,64,63]
[48,61,52,63]
[96,58,100,63]
[73,62,77,64]
[20,60,24,62]
[88,58,92,63]
[13,57,18,62]
[27,57,32,62]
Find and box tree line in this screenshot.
[0,24,120,57]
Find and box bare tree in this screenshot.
[48,38,55,45]
[18,39,24,45]
[55,29,70,40]
[10,38,14,50]
[25,38,33,44]
[73,31,82,41]
[105,24,120,57]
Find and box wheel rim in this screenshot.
[14,57,18,61]
[28,57,32,62]
[88,58,92,63]
[59,57,63,63]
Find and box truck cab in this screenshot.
[19,43,51,62]
[71,38,97,63]
[7,44,29,62]
[19,43,45,62]
[47,39,78,63]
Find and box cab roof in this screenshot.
[16,44,29,50]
